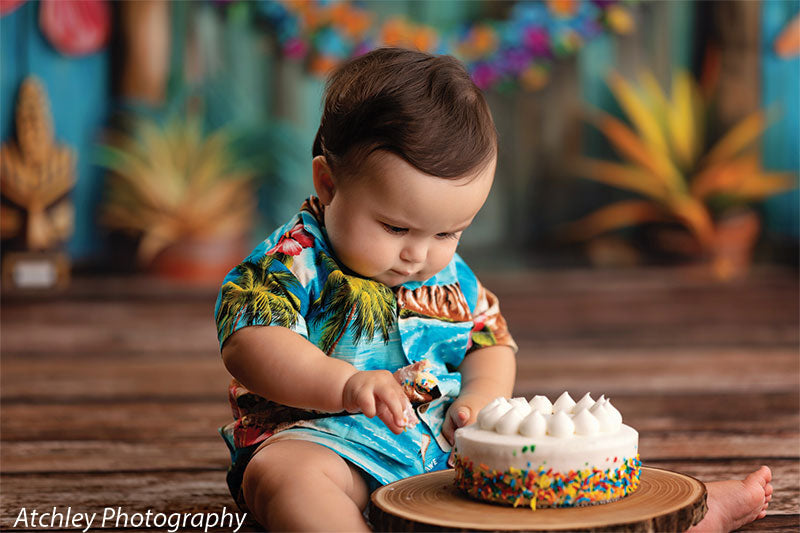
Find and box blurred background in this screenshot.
[1,0,798,286]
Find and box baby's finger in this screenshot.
[443,404,471,444]
[454,406,472,427]
[375,402,403,434]
[375,384,408,428]
[355,387,377,418]
[442,414,455,444]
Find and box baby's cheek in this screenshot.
[350,239,394,276]
[425,245,457,277]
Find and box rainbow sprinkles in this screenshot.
[454,454,641,509]
[453,392,641,509]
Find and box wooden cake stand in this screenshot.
[370,467,707,532]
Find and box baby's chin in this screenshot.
[373,272,410,288]
[343,263,431,287]
[372,270,425,288]
[334,264,402,287]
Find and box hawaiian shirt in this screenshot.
[215,197,516,491]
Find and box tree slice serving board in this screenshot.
[370,466,707,532]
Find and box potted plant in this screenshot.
[563,67,795,280]
[97,115,255,283]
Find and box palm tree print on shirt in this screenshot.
[216,255,302,339]
[310,252,397,356]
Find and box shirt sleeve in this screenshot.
[452,254,518,355]
[467,279,518,355]
[214,251,310,349]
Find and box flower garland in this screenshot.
[249,0,636,91]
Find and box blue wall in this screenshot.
[1,0,111,259]
[2,1,796,261]
[761,0,800,240]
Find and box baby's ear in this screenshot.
[312,156,336,205]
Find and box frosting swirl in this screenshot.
[474,392,625,438]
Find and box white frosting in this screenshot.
[590,402,618,432]
[474,391,626,438]
[553,391,576,413]
[573,408,600,436]
[547,410,575,438]
[574,392,595,413]
[519,410,547,437]
[477,398,512,430]
[484,397,505,410]
[454,392,638,475]
[495,407,527,435]
[528,395,552,413]
[605,399,623,428]
[455,423,638,474]
[508,397,531,412]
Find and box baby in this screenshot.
[215,48,772,531]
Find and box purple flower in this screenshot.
[523,26,551,57]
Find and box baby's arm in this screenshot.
[222,325,411,433]
[441,344,516,443]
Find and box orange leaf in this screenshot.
[733,172,797,201]
[691,153,760,199]
[703,109,776,166]
[587,110,683,192]
[608,71,669,156]
[559,200,672,242]
[573,158,671,201]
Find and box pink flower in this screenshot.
[466,314,488,350]
[267,221,314,256]
[283,37,308,60]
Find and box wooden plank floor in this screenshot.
[1,267,798,532]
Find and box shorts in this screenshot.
[221,422,451,512]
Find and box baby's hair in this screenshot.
[313,47,497,180]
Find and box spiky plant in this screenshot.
[98,116,255,265]
[564,68,795,256]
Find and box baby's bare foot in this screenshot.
[688,466,772,532]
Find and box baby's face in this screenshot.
[320,151,495,287]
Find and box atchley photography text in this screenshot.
[12,506,248,532]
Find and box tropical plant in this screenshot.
[216,255,302,339]
[563,67,795,260]
[97,115,256,265]
[310,252,397,356]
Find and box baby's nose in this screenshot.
[400,241,427,264]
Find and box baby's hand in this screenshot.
[342,370,417,434]
[442,393,492,444]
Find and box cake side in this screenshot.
[453,423,639,473]
[453,452,641,509]
[452,392,642,509]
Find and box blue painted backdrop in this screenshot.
[1,0,111,260]
[1,1,796,261]
[761,0,800,239]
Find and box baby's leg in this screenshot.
[688,466,773,532]
[242,439,371,531]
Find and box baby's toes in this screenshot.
[744,466,771,489]
[764,483,774,498]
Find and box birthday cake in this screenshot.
[453,392,641,509]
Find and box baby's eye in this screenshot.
[436,232,461,241]
[382,223,408,235]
